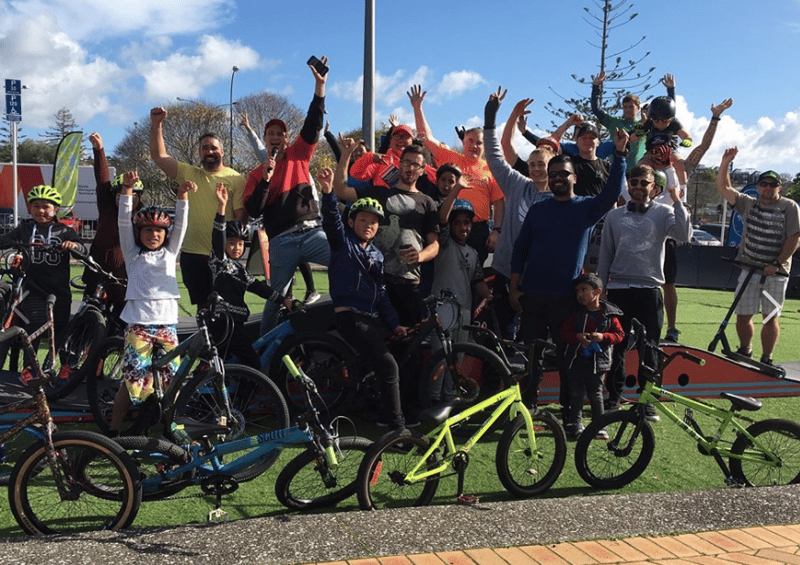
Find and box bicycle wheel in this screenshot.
[171,364,290,481]
[421,342,511,405]
[496,410,567,497]
[0,425,45,486]
[86,336,158,436]
[271,332,358,414]
[8,430,141,535]
[729,418,800,487]
[46,309,107,401]
[275,435,372,510]
[356,431,440,510]
[574,408,655,489]
[114,436,194,500]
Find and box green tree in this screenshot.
[41,107,80,144]
[783,172,800,204]
[0,138,57,164]
[541,0,656,136]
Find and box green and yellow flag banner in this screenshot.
[52,131,82,216]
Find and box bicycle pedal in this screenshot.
[208,508,229,522]
[457,494,479,505]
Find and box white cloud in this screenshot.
[0,0,236,41]
[139,35,260,102]
[678,96,800,174]
[432,71,487,99]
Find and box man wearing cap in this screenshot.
[717,148,800,370]
[244,56,330,334]
[599,164,692,416]
[408,84,505,265]
[150,111,246,309]
[349,123,436,189]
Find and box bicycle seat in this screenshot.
[417,397,461,426]
[174,416,231,440]
[720,392,762,412]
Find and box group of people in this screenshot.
[7,57,798,440]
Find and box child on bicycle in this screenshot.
[109,171,193,436]
[316,166,408,431]
[561,273,625,440]
[0,185,85,383]
[210,184,293,369]
[427,178,491,406]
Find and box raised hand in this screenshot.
[591,70,606,86]
[721,146,738,164]
[407,84,426,109]
[150,107,167,124]
[215,183,228,207]
[89,132,102,150]
[316,167,334,194]
[661,73,676,89]
[711,98,733,118]
[613,128,630,153]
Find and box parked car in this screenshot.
[691,228,722,246]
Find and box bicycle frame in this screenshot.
[403,383,535,483]
[636,380,783,471]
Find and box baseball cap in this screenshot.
[263,119,288,135]
[757,171,782,184]
[576,123,599,138]
[391,124,414,138]
[536,136,561,154]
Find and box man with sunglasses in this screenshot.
[717,148,800,369]
[509,128,628,415]
[599,164,692,416]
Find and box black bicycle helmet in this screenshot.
[349,197,385,221]
[647,96,676,121]
[225,220,249,240]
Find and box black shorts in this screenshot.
[179,252,212,305]
[663,238,677,285]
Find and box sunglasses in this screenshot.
[628,179,652,187]
[548,170,573,179]
[758,181,780,188]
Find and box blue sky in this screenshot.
[2,0,800,176]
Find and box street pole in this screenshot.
[230,66,239,169]
[362,0,375,151]
[12,121,17,227]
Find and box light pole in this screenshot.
[230,66,239,169]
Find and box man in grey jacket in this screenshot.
[599,163,691,415]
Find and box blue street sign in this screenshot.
[5,94,21,121]
[5,79,21,95]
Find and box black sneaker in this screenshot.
[664,327,681,342]
[604,398,620,411]
[644,403,659,421]
[735,346,753,358]
[760,355,787,377]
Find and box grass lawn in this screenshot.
[0,270,798,535]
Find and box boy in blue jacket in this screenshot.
[317,167,408,430]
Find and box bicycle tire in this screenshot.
[275,435,372,510]
[8,430,141,535]
[496,410,567,497]
[574,408,655,489]
[86,336,158,436]
[356,431,440,510]
[729,418,800,487]
[0,425,45,486]
[271,332,359,414]
[171,364,290,481]
[114,436,194,500]
[421,342,511,405]
[46,309,107,401]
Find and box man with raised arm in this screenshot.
[717,147,799,371]
[408,84,505,266]
[244,57,331,334]
[149,108,246,309]
[483,89,553,339]
[509,113,628,416]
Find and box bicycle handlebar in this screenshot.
[281,354,317,394]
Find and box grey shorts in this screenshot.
[734,269,788,318]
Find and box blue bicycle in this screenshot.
[114,355,371,518]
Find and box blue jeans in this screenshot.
[259,227,330,335]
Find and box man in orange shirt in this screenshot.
[348,124,436,189]
[408,84,505,265]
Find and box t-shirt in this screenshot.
[425,143,504,223]
[734,193,800,273]
[354,186,439,283]
[573,156,610,197]
[432,226,484,313]
[176,162,244,255]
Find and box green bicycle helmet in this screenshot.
[653,170,667,190]
[349,197,385,221]
[27,185,62,206]
[111,173,144,193]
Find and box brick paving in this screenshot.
[300,525,800,565]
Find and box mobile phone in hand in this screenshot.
[307,56,329,77]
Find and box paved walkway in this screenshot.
[300,525,800,564]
